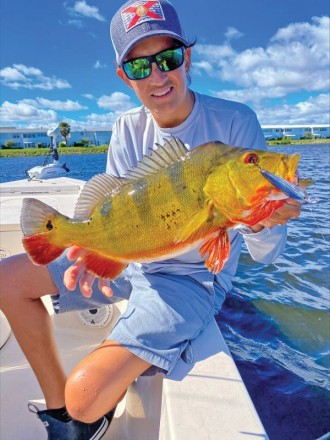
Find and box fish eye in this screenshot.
[244,153,259,164]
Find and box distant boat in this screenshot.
[27,160,70,180]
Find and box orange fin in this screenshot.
[22,234,65,265]
[199,230,230,273]
[83,252,127,280]
[245,200,284,226]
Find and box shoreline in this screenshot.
[0,145,109,157]
[0,139,329,158]
[267,138,330,146]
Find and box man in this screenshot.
[0,1,301,438]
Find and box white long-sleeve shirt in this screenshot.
[106,91,287,297]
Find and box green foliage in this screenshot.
[59,122,71,144]
[267,136,292,145]
[80,137,91,146]
[4,140,16,149]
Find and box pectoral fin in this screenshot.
[82,252,127,280]
[199,230,230,273]
[299,178,313,188]
[175,201,215,243]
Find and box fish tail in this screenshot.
[21,198,68,265]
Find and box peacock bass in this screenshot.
[20,137,304,279]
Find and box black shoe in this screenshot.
[28,403,109,440]
[104,407,116,425]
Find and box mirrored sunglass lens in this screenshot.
[156,48,183,72]
[124,58,151,79]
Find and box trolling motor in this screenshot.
[44,127,69,171]
[27,126,70,180]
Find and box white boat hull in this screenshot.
[27,163,69,180]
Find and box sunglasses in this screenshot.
[122,46,185,80]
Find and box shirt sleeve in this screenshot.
[230,110,267,150]
[242,225,287,264]
[106,123,131,178]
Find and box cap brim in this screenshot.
[118,31,190,65]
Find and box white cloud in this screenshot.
[256,93,330,125]
[0,64,71,90]
[0,65,42,82]
[54,111,121,130]
[225,27,244,40]
[67,19,83,28]
[0,92,137,130]
[25,98,87,111]
[211,87,287,104]
[97,92,137,112]
[83,112,119,128]
[94,60,107,69]
[82,93,95,99]
[0,97,87,127]
[72,1,105,22]
[0,101,58,124]
[193,16,330,102]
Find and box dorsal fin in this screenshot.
[74,173,125,219]
[125,137,189,181]
[74,138,189,218]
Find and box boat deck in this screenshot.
[0,177,268,439]
[0,303,268,439]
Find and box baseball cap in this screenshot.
[110,0,190,65]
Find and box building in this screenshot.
[1,124,329,149]
[0,127,112,149]
[262,124,330,140]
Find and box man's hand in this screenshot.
[251,198,302,232]
[63,246,113,298]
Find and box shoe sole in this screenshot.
[90,417,109,440]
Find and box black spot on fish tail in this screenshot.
[46,220,53,231]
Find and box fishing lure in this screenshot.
[259,167,319,204]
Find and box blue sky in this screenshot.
[0,0,329,129]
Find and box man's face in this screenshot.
[117,36,193,128]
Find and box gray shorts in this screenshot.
[48,252,225,374]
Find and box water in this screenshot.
[1,145,329,439]
[217,144,330,440]
[0,153,108,183]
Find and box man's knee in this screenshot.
[65,369,117,423]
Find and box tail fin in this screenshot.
[21,198,67,265]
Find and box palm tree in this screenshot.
[59,122,71,145]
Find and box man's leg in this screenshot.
[0,253,67,409]
[65,340,152,423]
